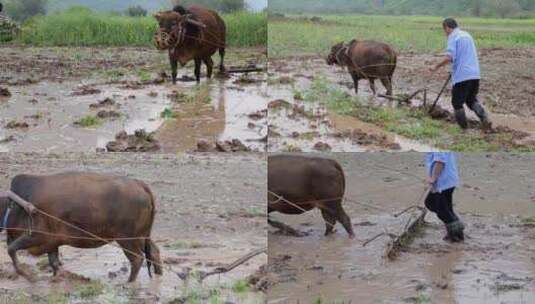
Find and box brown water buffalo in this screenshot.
[153,5,226,84]
[268,154,355,238]
[327,39,397,96]
[0,172,162,282]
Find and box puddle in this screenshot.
[0,74,268,153]
[0,81,170,153]
[156,73,268,153]
[267,153,535,303]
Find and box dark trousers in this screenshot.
[452,79,479,110]
[424,187,458,224]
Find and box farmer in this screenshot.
[424,152,465,242]
[431,18,492,130]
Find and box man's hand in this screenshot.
[430,55,452,74]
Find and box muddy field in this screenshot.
[268,47,535,152]
[0,46,267,153]
[0,153,266,303]
[268,153,535,303]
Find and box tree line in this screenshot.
[2,0,248,22]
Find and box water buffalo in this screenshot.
[327,39,397,96]
[268,154,355,238]
[153,5,226,84]
[0,172,163,282]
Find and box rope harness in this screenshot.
[153,19,224,52]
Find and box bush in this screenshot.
[126,5,147,17]
[17,7,267,47]
[4,0,47,22]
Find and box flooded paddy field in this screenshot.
[268,47,535,152]
[268,14,535,152]
[268,153,535,303]
[0,46,267,153]
[0,153,267,303]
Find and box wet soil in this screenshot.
[267,58,436,152]
[268,153,535,303]
[268,47,535,151]
[0,46,267,153]
[0,153,267,303]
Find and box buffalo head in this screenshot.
[153,10,206,50]
[326,42,347,66]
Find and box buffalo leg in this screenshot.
[219,48,226,72]
[194,58,202,83]
[380,77,393,96]
[118,241,145,282]
[368,78,377,95]
[169,57,178,84]
[203,57,214,79]
[351,73,359,95]
[334,203,355,238]
[146,239,163,276]
[320,208,337,236]
[48,248,61,276]
[8,235,41,282]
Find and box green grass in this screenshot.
[74,281,105,299]
[160,108,178,119]
[164,240,207,249]
[74,115,101,127]
[269,15,535,57]
[17,7,266,47]
[300,76,534,152]
[231,280,250,293]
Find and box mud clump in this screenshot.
[105,129,160,152]
[0,87,11,97]
[268,99,291,109]
[247,264,277,293]
[195,138,251,152]
[313,141,332,152]
[248,109,267,120]
[71,86,101,96]
[334,129,401,150]
[96,110,121,119]
[89,97,115,109]
[5,120,29,129]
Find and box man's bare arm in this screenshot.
[431,55,452,72]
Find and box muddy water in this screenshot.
[0,153,267,303]
[268,58,435,152]
[268,153,535,303]
[0,82,171,152]
[156,73,268,153]
[0,74,267,153]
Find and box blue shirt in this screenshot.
[446,28,481,85]
[425,152,459,193]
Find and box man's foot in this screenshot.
[470,102,493,131]
[445,220,465,243]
